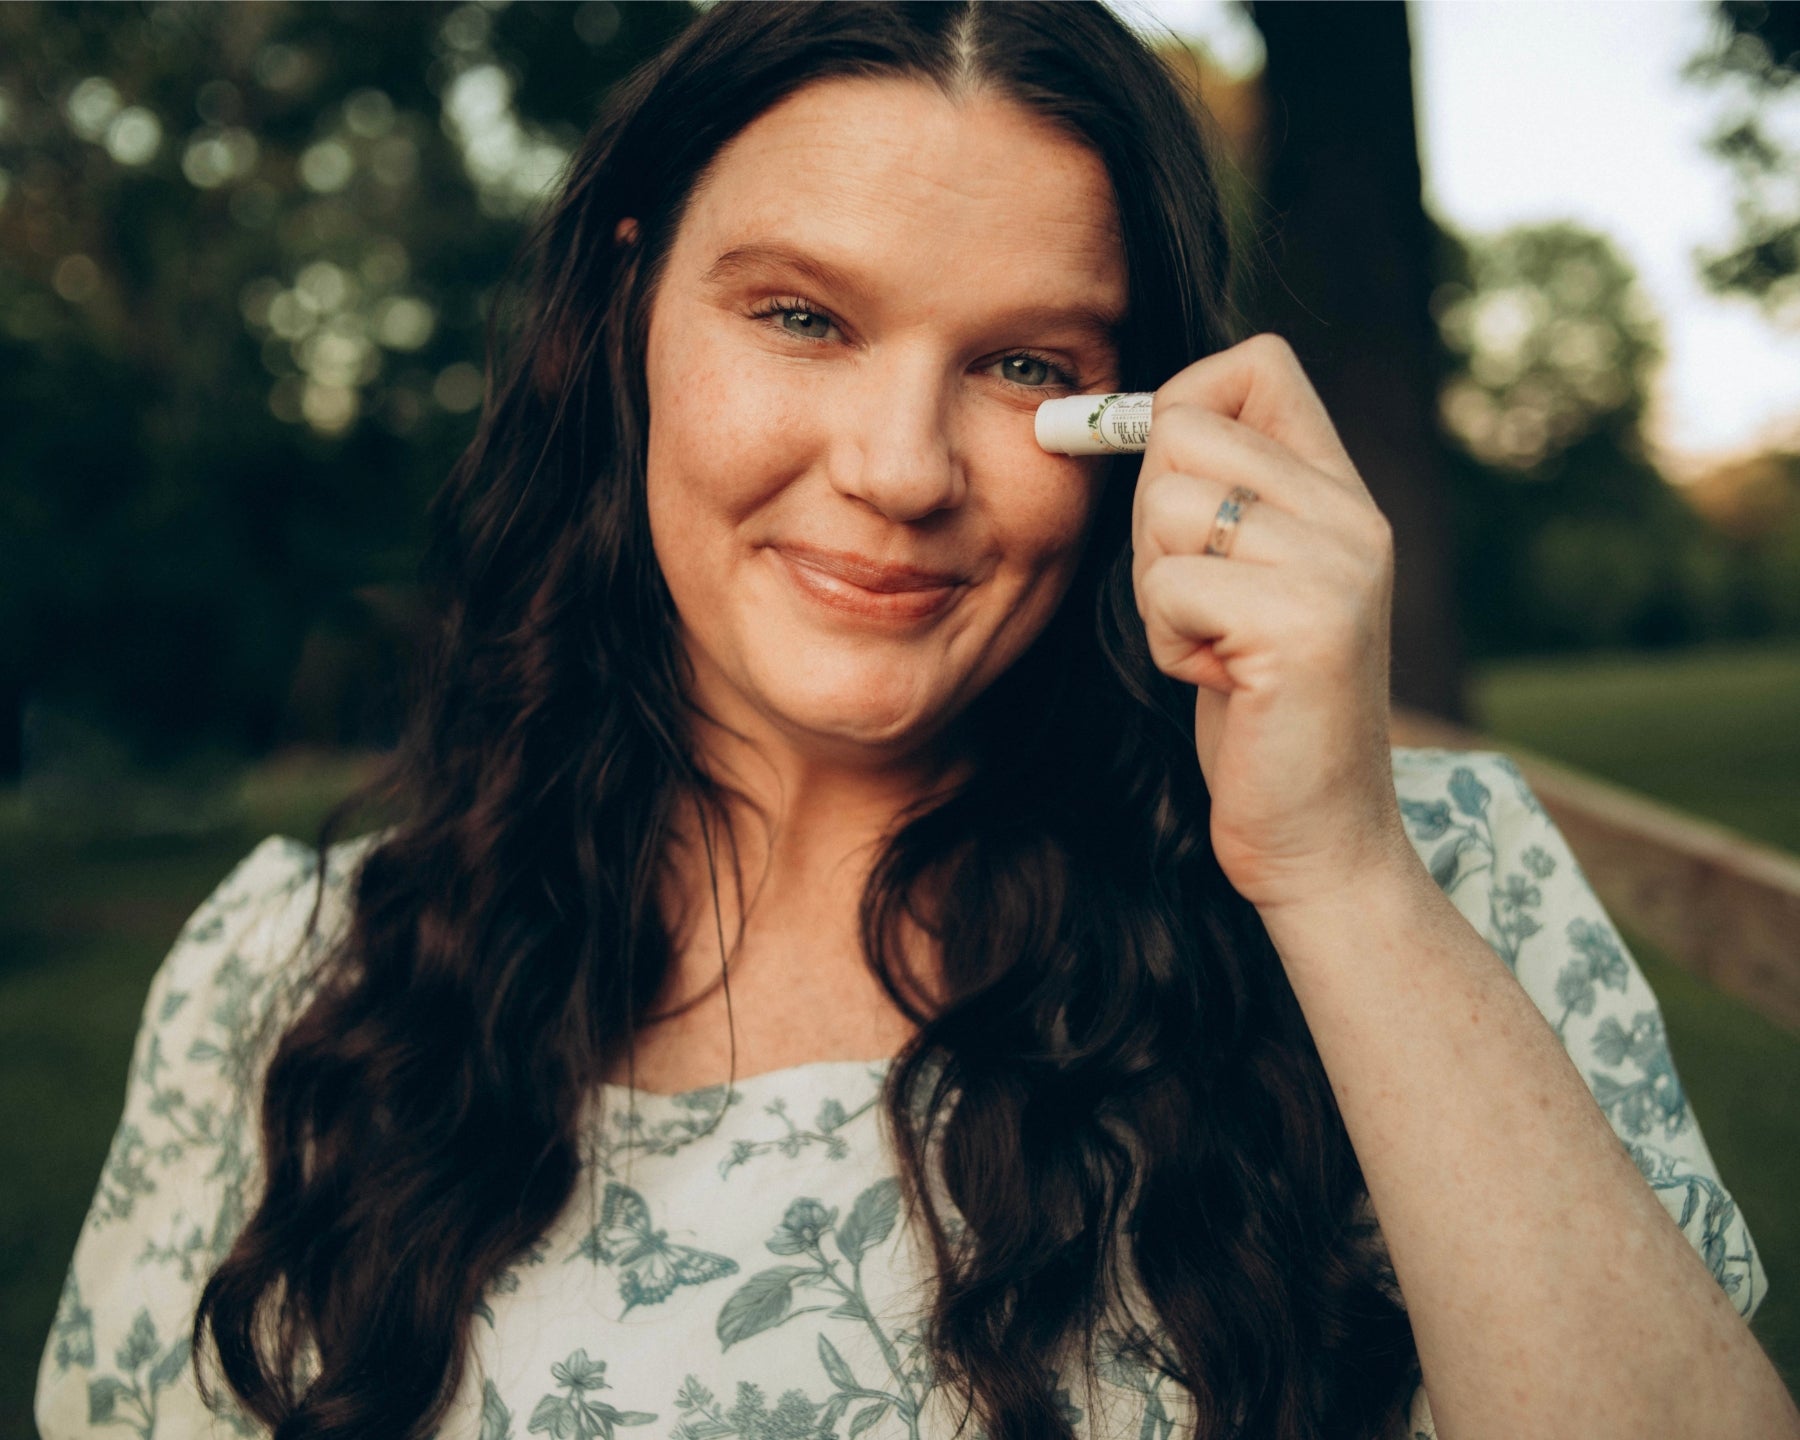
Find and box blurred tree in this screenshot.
[1685,0,1800,327]
[1431,221,1756,655]
[1435,225,1663,474]
[1241,0,1469,721]
[0,0,694,826]
[1147,33,1267,331]
[10,0,1785,827]
[1684,446,1800,634]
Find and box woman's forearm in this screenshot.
[1257,858,1799,1440]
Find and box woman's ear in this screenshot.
[614,216,640,248]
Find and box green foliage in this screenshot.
[1430,221,1776,657]
[0,0,695,805]
[1,0,1789,823]
[1684,1,1800,323]
[1434,223,1662,469]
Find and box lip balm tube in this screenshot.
[1035,392,1154,455]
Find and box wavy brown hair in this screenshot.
[194,4,1421,1437]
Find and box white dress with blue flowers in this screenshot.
[35,748,1767,1440]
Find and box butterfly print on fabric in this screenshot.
[566,1181,740,1314]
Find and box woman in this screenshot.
[36,4,1794,1439]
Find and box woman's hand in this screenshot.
[1130,336,1800,1440]
[1130,333,1420,913]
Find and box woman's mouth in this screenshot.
[769,544,965,623]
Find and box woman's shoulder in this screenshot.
[62,822,382,1213]
[1388,740,1607,979]
[160,830,378,988]
[1389,742,1538,809]
[125,830,379,1088]
[35,828,384,1439]
[1389,743,1547,899]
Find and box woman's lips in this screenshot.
[770,545,964,622]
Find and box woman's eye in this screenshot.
[779,308,833,340]
[754,299,1073,389]
[998,355,1055,388]
[996,354,1075,389]
[752,299,837,341]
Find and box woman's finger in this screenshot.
[1131,463,1388,609]
[1152,333,1367,501]
[1132,466,1295,579]
[1134,550,1375,691]
[1141,401,1380,534]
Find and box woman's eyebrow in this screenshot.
[700,240,1126,350]
[702,241,857,298]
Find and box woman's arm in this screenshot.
[1258,842,1796,1440]
[1127,332,1796,1439]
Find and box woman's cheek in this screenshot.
[648,376,763,524]
[985,442,1102,572]
[676,356,827,507]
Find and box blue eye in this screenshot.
[750,297,836,340]
[999,355,1057,388]
[777,307,832,340]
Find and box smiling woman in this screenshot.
[33,4,1798,1440]
[643,77,1122,778]
[609,74,1147,1096]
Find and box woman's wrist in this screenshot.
[1248,827,1440,950]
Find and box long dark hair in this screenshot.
[194,4,1420,1437]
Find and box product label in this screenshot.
[1088,393,1154,451]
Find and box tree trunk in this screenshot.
[1245,0,1468,721]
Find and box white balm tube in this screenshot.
[1034,392,1154,455]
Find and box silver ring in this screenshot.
[1203,486,1259,559]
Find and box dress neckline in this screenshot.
[595,1054,896,1106]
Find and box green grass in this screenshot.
[1471,639,1800,855]
[3,642,1799,1430]
[1472,638,1800,1395]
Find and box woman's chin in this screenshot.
[756,676,964,758]
[782,705,949,758]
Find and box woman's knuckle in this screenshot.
[1247,331,1298,367]
[1360,507,1395,555]
[1140,555,1180,608]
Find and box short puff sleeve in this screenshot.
[1387,747,1767,1440]
[35,833,371,1440]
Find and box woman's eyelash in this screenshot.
[745,295,1080,389]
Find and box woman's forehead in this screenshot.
[674,75,1128,317]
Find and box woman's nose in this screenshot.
[827,366,968,522]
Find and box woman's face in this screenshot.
[641,76,1128,764]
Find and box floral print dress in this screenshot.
[36,748,1767,1440]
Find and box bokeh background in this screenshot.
[2,0,1797,1429]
